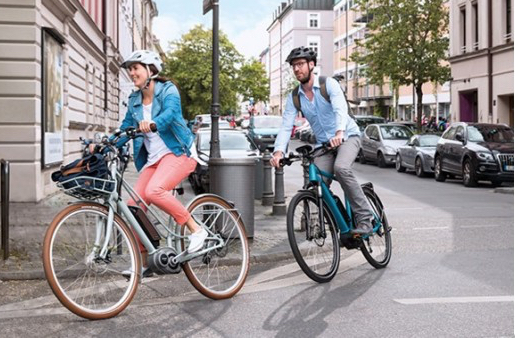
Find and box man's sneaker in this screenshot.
[351,222,373,236]
[188,228,208,253]
[122,266,154,279]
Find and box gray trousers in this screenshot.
[314,136,373,225]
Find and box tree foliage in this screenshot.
[238,58,269,104]
[351,0,450,130]
[162,25,269,120]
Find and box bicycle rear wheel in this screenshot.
[182,195,249,299]
[287,191,340,283]
[42,202,140,320]
[360,186,392,268]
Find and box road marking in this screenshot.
[394,296,514,305]
[412,226,450,231]
[460,224,501,229]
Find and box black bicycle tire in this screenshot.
[359,187,392,268]
[286,191,340,283]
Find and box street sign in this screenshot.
[203,0,213,15]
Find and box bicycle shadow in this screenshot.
[263,268,385,337]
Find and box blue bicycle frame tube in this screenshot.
[308,163,351,233]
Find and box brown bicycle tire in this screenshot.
[42,202,141,320]
[181,195,250,300]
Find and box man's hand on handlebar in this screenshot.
[270,151,283,168]
[329,130,344,148]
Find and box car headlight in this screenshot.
[477,152,494,161]
[384,146,396,155]
[256,134,262,139]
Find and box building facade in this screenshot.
[449,0,513,127]
[333,0,451,120]
[267,0,334,115]
[0,0,157,202]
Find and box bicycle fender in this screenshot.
[186,193,236,209]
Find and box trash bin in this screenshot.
[209,157,256,238]
[254,157,263,200]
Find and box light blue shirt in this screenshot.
[273,76,361,154]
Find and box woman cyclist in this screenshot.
[119,50,207,277]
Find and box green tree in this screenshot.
[163,25,243,120]
[351,0,450,131]
[238,58,269,104]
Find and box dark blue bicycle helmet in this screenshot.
[285,46,317,66]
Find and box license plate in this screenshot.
[505,165,514,171]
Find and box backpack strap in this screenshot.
[318,76,330,103]
[292,85,302,117]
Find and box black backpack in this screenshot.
[291,76,355,120]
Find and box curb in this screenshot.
[0,250,295,281]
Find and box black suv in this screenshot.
[434,122,514,187]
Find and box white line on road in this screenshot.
[459,224,501,229]
[394,295,514,305]
[412,226,450,231]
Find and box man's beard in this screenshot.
[298,67,313,84]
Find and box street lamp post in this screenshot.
[203,0,220,159]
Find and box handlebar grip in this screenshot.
[150,123,157,132]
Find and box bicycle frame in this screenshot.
[93,155,225,266]
[306,161,382,237]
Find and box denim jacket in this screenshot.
[119,81,194,172]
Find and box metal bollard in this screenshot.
[272,166,286,215]
[261,150,274,206]
[1,160,9,260]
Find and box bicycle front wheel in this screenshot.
[182,195,250,299]
[42,202,141,320]
[287,191,340,283]
[360,186,392,268]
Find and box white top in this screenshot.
[142,103,172,169]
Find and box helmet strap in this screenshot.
[143,64,158,89]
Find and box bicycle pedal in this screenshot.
[175,187,184,195]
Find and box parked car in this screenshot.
[396,134,440,177]
[354,115,386,134]
[434,122,514,187]
[291,117,306,138]
[395,121,417,133]
[188,129,260,194]
[248,115,282,151]
[294,121,311,139]
[359,123,414,167]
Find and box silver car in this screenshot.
[395,134,440,177]
[359,123,413,167]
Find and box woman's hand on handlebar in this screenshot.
[138,120,157,133]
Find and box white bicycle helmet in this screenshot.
[121,50,163,73]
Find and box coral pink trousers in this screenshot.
[128,153,197,250]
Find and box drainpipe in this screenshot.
[487,0,493,122]
[103,0,109,121]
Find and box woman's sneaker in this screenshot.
[122,266,154,279]
[188,228,208,253]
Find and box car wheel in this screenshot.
[415,157,426,177]
[377,152,386,168]
[395,154,406,172]
[434,156,446,182]
[358,150,367,164]
[462,159,478,187]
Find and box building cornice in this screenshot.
[449,41,514,63]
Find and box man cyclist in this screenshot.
[270,46,373,235]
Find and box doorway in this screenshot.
[459,90,478,122]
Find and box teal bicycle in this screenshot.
[280,144,392,283]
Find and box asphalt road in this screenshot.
[0,140,513,337]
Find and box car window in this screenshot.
[369,126,379,139]
[379,125,412,140]
[365,126,373,137]
[419,135,440,147]
[199,132,251,151]
[408,135,417,145]
[455,126,464,140]
[442,126,457,140]
[467,125,514,143]
[252,117,282,128]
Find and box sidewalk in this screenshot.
[0,166,294,280]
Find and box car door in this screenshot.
[362,126,378,160]
[439,126,456,172]
[448,125,465,173]
[404,135,418,168]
